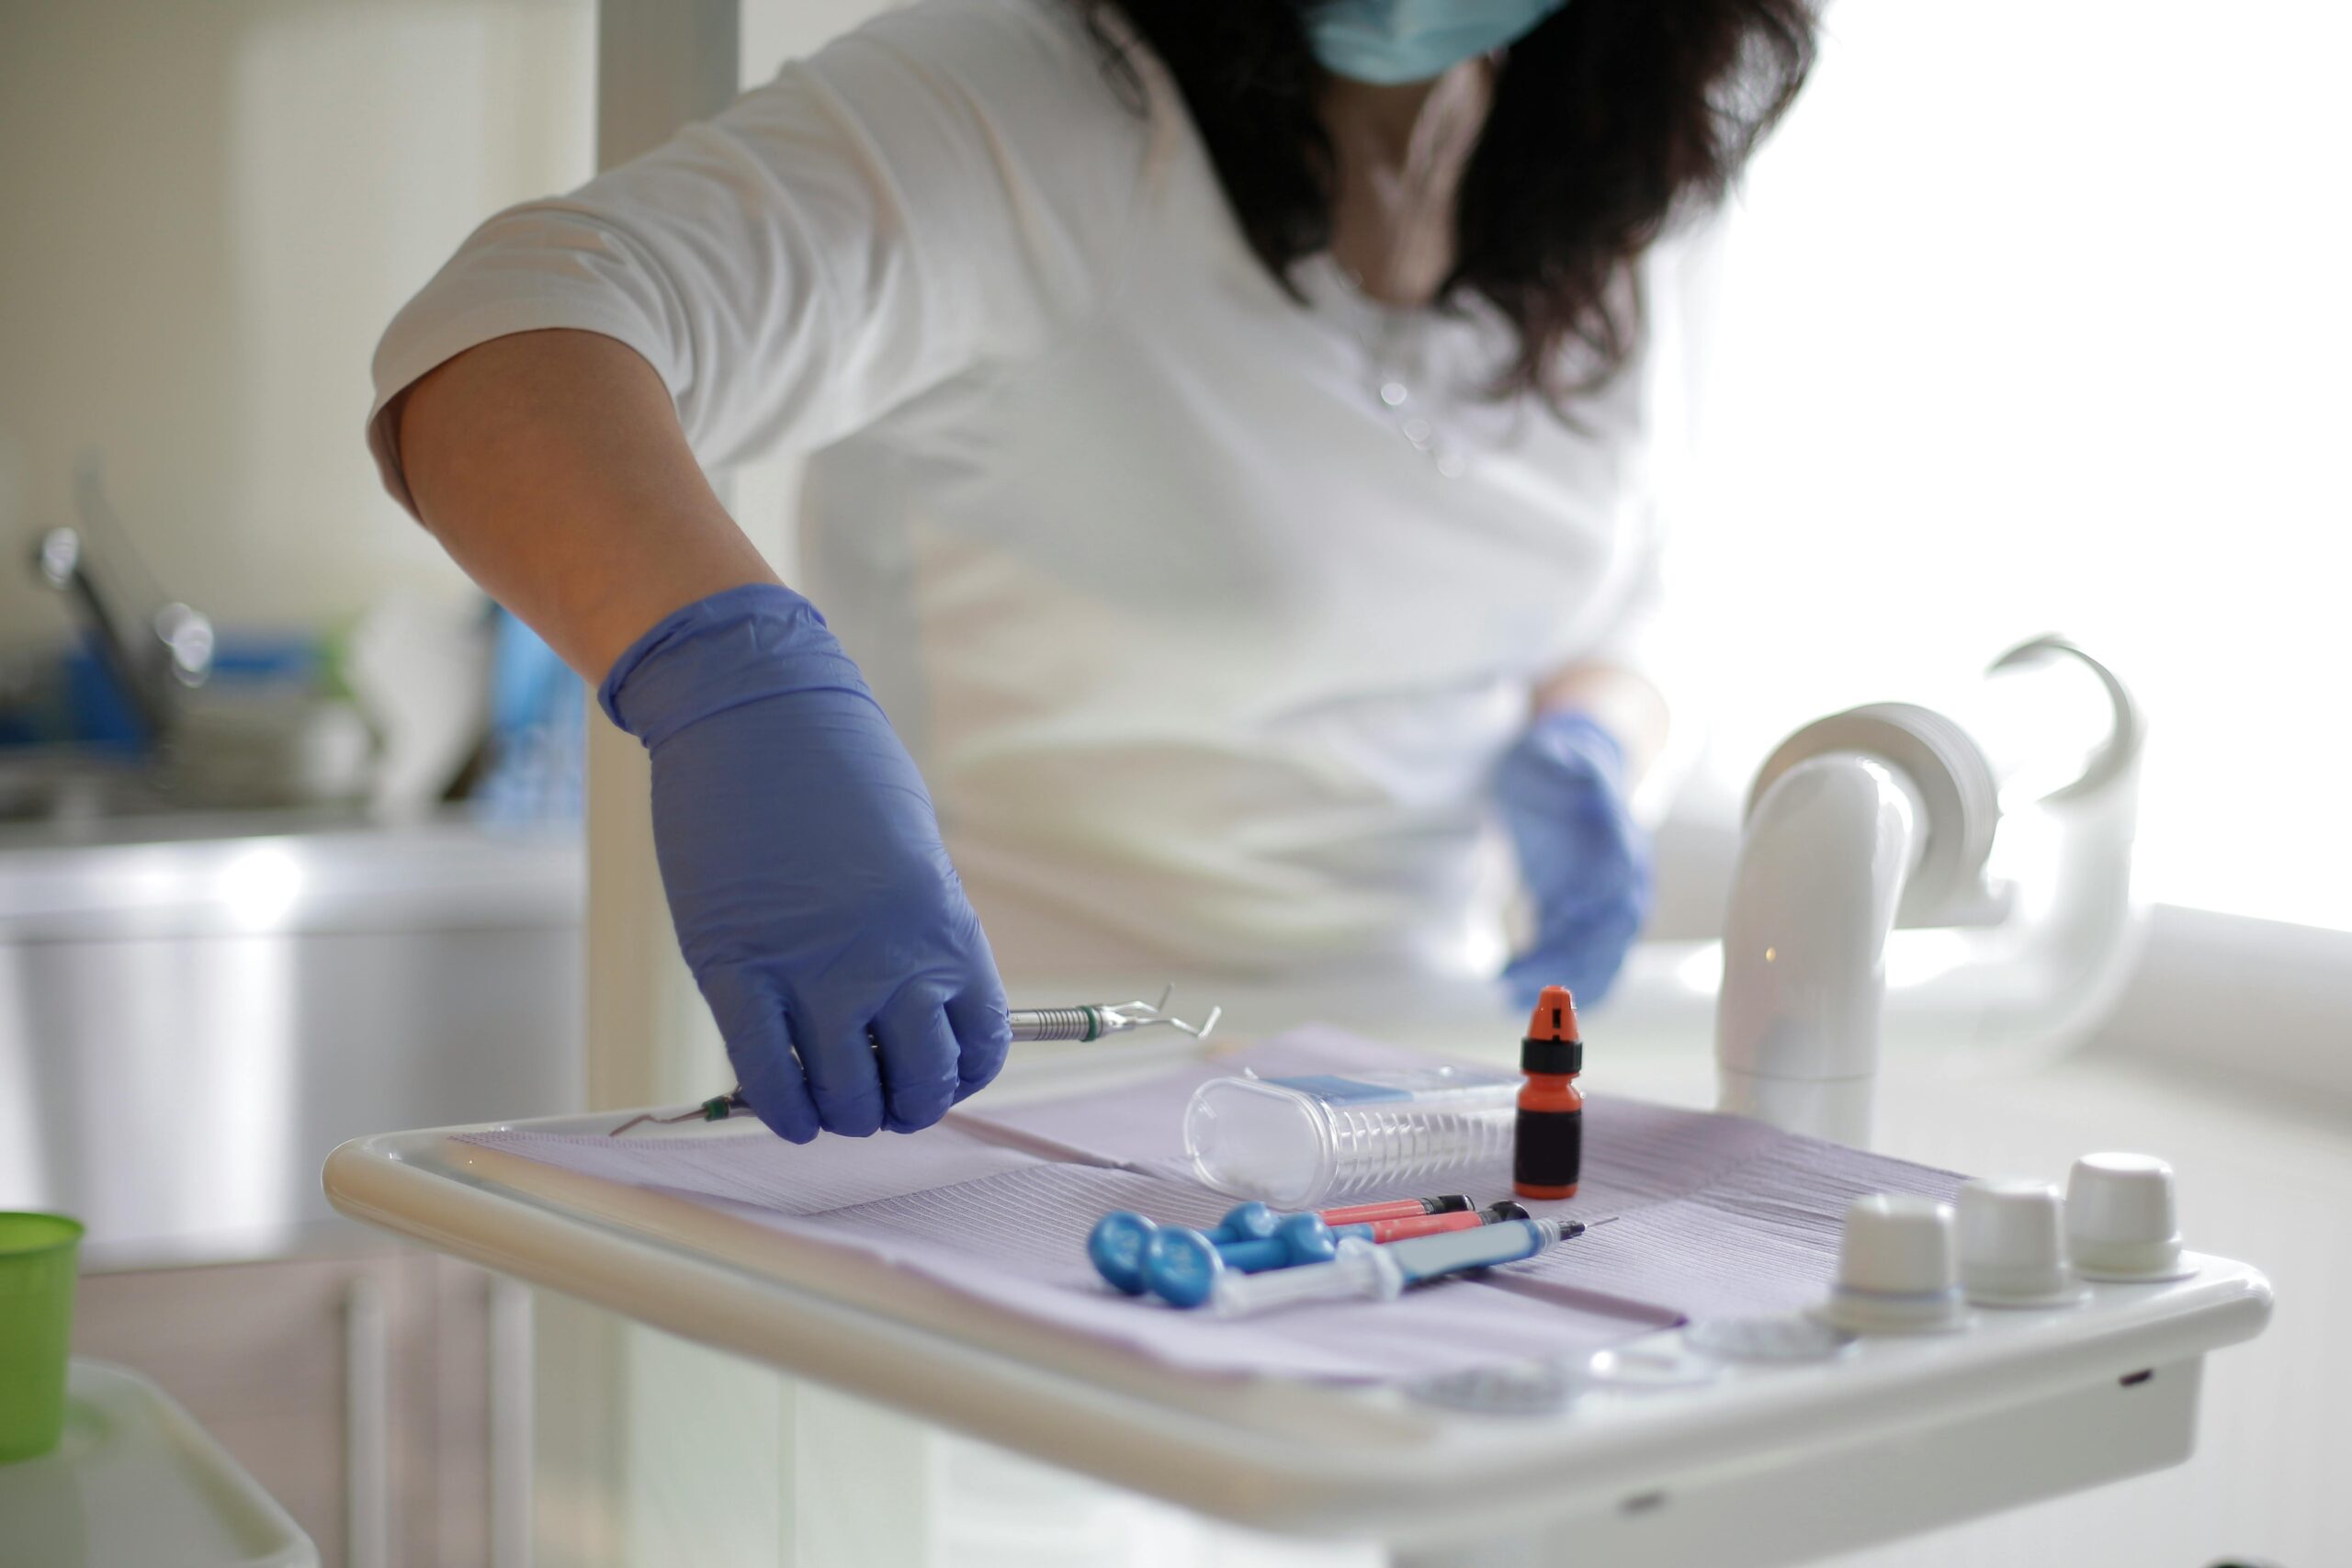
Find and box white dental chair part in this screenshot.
[1814,1193,1972,1334]
[2067,1152,2194,1281]
[1713,637,2151,1150]
[1959,1178,2089,1308]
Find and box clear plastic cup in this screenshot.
[0,1211,83,1464]
[1184,1067,1519,1208]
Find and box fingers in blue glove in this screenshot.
[946,989,1012,1103]
[1502,896,1644,1010]
[797,1004,892,1139]
[704,967,1011,1140]
[699,964,821,1145]
[871,985,962,1134]
[1494,710,1654,1011]
[605,582,1015,1143]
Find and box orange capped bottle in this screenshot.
[1514,986,1584,1200]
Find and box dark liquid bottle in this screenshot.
[1514,985,1584,1200]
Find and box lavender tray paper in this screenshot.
[458,1028,1962,1383]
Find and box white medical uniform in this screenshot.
[369,0,1701,985]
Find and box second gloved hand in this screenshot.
[601,583,1011,1142]
[1493,711,1652,1010]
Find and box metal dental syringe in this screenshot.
[1003,986,1222,1045]
[608,986,1220,1134]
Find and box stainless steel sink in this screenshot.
[0,814,583,1265]
[0,749,181,823]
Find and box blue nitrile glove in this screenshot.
[599,583,1011,1142]
[1493,711,1652,1010]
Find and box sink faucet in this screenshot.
[1714,637,2145,1148]
[28,462,212,745]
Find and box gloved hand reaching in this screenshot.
[600,583,1011,1142]
[1493,710,1652,1010]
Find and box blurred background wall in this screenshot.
[1679,0,2352,935]
[0,0,594,652]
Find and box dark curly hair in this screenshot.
[1077,0,1818,406]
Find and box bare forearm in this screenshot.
[391,329,780,679]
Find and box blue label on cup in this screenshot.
[1264,1074,1414,1105]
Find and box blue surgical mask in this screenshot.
[1306,0,1569,85]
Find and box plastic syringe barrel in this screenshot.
[1209,1238,1402,1317]
[1385,1216,1563,1282]
[1319,1195,1472,1224]
[1206,1220,1567,1316]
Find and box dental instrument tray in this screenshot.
[324,1026,2271,1565]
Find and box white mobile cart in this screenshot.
[323,1032,2270,1568]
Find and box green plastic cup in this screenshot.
[0,1212,83,1464]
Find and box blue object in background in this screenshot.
[208,639,320,682]
[62,641,148,752]
[1493,710,1653,1010]
[1,635,324,755]
[476,609,584,824]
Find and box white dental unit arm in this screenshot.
[1714,635,2146,1146]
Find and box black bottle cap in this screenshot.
[1521,1035,1583,1075]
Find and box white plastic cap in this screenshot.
[2067,1153,2192,1281]
[1813,1193,1969,1334]
[1839,1194,1957,1293]
[1959,1178,2086,1307]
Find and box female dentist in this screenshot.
[369,0,1817,1143]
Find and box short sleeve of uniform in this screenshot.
[366,0,1156,513]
